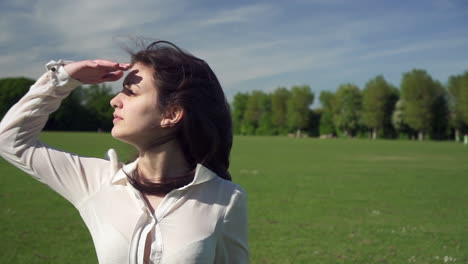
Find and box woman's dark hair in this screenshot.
[129,40,233,182]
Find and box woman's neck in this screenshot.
[136,139,191,183]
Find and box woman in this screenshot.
[0,41,248,264]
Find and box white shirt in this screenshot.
[0,61,249,264]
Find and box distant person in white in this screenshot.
[0,41,249,264]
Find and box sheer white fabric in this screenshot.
[0,62,249,264]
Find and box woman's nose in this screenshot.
[110,93,123,108]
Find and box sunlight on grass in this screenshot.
[1,134,467,263]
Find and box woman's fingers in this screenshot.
[64,60,131,84]
[119,63,132,70]
[94,60,131,71]
[102,70,125,82]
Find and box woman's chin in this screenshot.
[111,128,125,141]
[111,129,136,145]
[111,127,118,138]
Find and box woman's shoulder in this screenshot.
[208,173,247,202]
[102,148,127,183]
[220,177,246,195]
[194,164,242,189]
[104,148,123,173]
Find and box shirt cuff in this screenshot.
[45,60,82,87]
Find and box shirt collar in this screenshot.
[111,161,217,188]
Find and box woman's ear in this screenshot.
[160,105,184,128]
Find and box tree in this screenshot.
[318,91,336,136]
[429,87,449,140]
[45,84,116,131]
[45,86,96,131]
[0,77,95,131]
[448,71,468,140]
[333,84,362,137]
[271,87,290,135]
[319,90,335,110]
[286,85,314,137]
[83,84,117,131]
[392,99,414,139]
[232,92,249,135]
[458,73,468,124]
[0,77,35,118]
[401,69,444,140]
[256,111,275,135]
[255,92,273,135]
[307,109,321,137]
[243,90,270,135]
[361,75,397,139]
[383,87,400,139]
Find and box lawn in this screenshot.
[1,133,467,263]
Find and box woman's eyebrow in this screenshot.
[123,70,143,87]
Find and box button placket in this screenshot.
[155,190,183,220]
[128,186,158,264]
[147,190,185,263]
[138,218,156,264]
[132,188,188,263]
[128,212,152,264]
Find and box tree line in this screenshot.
[232,69,468,141]
[1,69,467,140]
[0,77,115,132]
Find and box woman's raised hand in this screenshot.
[63,60,132,84]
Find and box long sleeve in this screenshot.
[0,61,112,207]
[216,186,249,263]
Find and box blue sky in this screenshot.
[0,0,467,106]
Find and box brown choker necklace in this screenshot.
[123,132,195,195]
[126,167,195,195]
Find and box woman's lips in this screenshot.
[113,114,123,124]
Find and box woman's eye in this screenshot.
[122,83,135,95]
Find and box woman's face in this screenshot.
[110,63,166,148]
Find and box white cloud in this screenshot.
[359,37,468,62]
[31,0,187,55]
[0,0,467,98]
[198,4,276,26]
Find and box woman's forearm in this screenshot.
[0,61,81,161]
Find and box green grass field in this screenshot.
[1,133,467,263]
